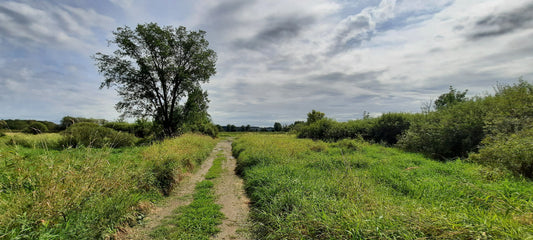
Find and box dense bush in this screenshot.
[182,122,219,138]
[397,100,486,160]
[104,121,134,133]
[23,122,49,134]
[369,113,411,145]
[483,79,533,136]
[61,122,136,148]
[470,127,533,178]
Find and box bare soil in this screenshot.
[213,139,251,240]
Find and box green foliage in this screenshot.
[273,122,282,132]
[60,122,136,148]
[470,127,533,178]
[483,79,533,136]
[0,134,216,239]
[306,110,325,124]
[2,120,58,132]
[233,134,533,239]
[59,116,107,130]
[398,100,486,160]
[369,113,411,145]
[94,23,217,137]
[399,79,533,162]
[434,86,468,110]
[23,122,49,134]
[104,121,134,133]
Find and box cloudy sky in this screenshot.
[1,0,533,126]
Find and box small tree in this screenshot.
[307,110,325,124]
[94,23,217,137]
[274,122,282,132]
[435,86,468,110]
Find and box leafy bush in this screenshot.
[104,121,134,133]
[61,122,136,148]
[182,122,219,138]
[369,113,411,145]
[483,79,533,136]
[469,128,533,178]
[297,118,336,140]
[397,100,485,160]
[23,122,49,134]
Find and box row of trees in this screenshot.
[296,80,533,178]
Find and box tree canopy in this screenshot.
[94,23,217,137]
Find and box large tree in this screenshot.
[94,23,217,137]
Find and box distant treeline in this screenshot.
[218,124,278,132]
[295,79,533,178]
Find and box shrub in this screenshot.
[23,122,49,134]
[483,79,533,136]
[182,122,219,138]
[297,118,336,140]
[61,122,136,148]
[369,113,411,145]
[397,100,486,160]
[469,128,533,178]
[104,122,134,133]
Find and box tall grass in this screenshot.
[0,133,217,239]
[233,134,533,239]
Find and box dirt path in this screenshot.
[213,139,251,240]
[116,139,250,240]
[117,141,224,240]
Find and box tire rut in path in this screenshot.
[116,141,224,240]
[213,139,251,240]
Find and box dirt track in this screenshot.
[116,139,250,240]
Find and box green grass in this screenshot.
[205,153,225,180]
[0,133,217,239]
[233,133,533,239]
[151,152,225,239]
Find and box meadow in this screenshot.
[0,132,217,239]
[233,134,533,239]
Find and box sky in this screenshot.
[1,0,533,126]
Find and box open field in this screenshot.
[0,133,217,239]
[233,133,533,239]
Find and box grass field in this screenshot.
[0,133,217,239]
[233,133,533,239]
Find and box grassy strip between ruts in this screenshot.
[151,152,225,240]
[0,133,217,239]
[232,133,533,240]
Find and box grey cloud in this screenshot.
[469,3,533,40]
[0,6,31,24]
[311,70,384,84]
[234,15,316,50]
[330,15,373,55]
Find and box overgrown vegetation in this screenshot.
[233,134,533,239]
[0,133,216,239]
[151,152,225,239]
[295,79,533,178]
[60,122,137,148]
